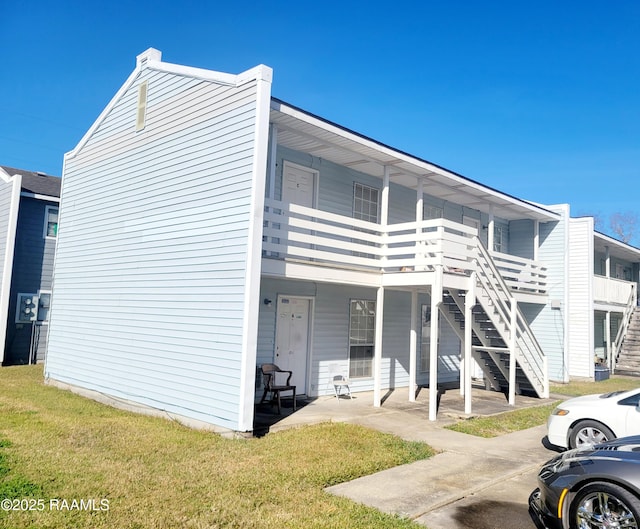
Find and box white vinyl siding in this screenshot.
[528,205,569,381]
[567,217,594,377]
[46,65,268,431]
[0,171,21,360]
[508,219,535,259]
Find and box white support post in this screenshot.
[464,272,476,414]
[605,310,611,367]
[488,206,495,251]
[267,124,278,257]
[429,265,443,421]
[533,220,539,261]
[268,124,277,200]
[509,299,517,406]
[409,289,418,402]
[373,286,385,407]
[381,166,390,226]
[605,246,611,278]
[416,177,424,270]
[459,341,465,397]
[416,177,424,224]
[381,167,390,269]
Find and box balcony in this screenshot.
[262,199,547,295]
[593,275,636,307]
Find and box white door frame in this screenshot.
[274,294,315,395]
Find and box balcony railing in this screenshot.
[263,199,547,294]
[593,275,635,306]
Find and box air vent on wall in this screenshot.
[135,80,148,132]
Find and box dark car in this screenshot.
[529,435,640,529]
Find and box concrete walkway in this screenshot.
[256,386,561,527]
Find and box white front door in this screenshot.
[275,296,310,394]
[282,162,315,208]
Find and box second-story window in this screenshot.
[353,183,380,223]
[493,226,504,253]
[44,206,59,239]
[424,205,443,221]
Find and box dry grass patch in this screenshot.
[0,366,433,529]
[550,375,640,397]
[446,375,640,438]
[445,402,560,438]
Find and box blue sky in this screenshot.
[1,1,638,235]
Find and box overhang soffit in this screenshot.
[270,109,557,222]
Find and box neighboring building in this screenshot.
[44,49,640,434]
[0,166,60,365]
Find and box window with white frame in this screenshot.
[44,206,59,238]
[349,299,376,378]
[353,183,380,223]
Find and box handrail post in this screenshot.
[464,270,476,414]
[509,299,517,406]
[428,265,443,421]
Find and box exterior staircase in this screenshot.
[441,291,539,397]
[614,307,640,376]
[439,237,548,399]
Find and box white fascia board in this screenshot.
[237,69,272,432]
[19,192,60,203]
[147,59,272,87]
[271,100,560,221]
[0,168,22,362]
[65,64,143,161]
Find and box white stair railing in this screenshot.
[610,284,638,374]
[473,238,548,398]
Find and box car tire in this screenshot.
[568,420,615,449]
[569,481,640,529]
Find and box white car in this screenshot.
[547,388,640,449]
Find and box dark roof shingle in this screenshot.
[1,165,61,198]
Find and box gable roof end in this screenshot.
[65,48,272,161]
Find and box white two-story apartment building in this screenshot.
[44,49,640,434]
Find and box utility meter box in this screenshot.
[16,294,38,323]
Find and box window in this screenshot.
[493,226,504,253]
[353,183,380,223]
[44,206,58,238]
[424,205,443,220]
[420,304,431,372]
[349,300,376,378]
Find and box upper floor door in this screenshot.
[282,161,316,209]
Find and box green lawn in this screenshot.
[445,375,640,438]
[0,365,434,529]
